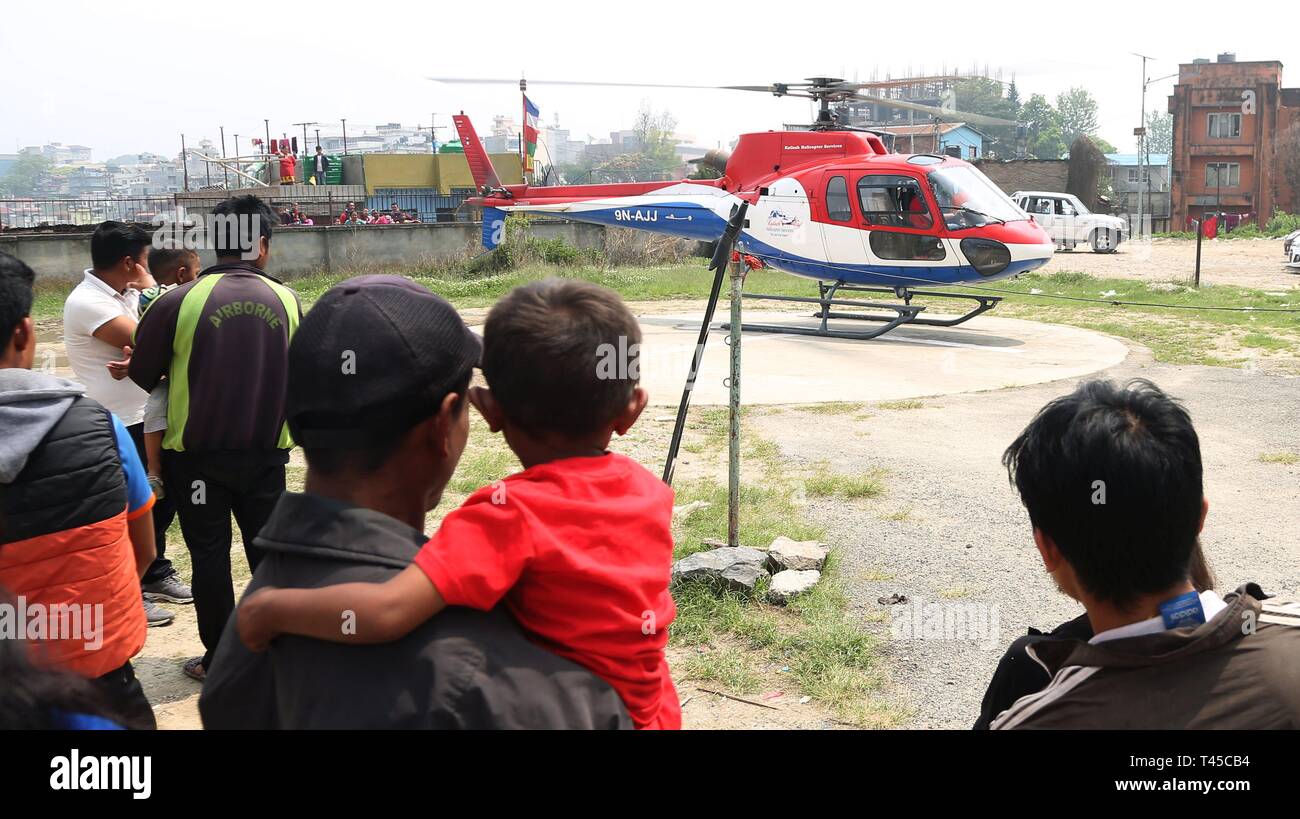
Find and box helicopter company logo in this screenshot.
[767,208,802,237]
[614,208,658,223]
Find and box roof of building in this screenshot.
[1106,153,1170,166]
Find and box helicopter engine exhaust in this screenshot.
[690,148,731,177]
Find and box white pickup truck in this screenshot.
[1284,229,1300,270]
[1010,191,1126,253]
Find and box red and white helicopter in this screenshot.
[442,76,1056,340]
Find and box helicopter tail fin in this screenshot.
[452,113,502,192]
[481,207,507,251]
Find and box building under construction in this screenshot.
[832,68,1009,127]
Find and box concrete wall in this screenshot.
[1,220,609,281]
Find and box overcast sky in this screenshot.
[2,0,1296,160]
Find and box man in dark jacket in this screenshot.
[198,275,630,729]
[991,378,1300,729]
[129,194,301,683]
[310,146,329,186]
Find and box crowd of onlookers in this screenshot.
[333,201,422,225]
[271,201,424,227]
[0,192,1298,732]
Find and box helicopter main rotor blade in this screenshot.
[847,92,1019,128]
[428,76,732,91]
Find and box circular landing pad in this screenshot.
[630,310,1130,406]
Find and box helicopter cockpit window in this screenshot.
[929,165,1027,230]
[826,175,852,222]
[855,175,933,230]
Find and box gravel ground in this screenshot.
[752,344,1300,728]
[1042,236,1300,291]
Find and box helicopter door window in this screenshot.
[826,175,852,222]
[868,229,947,262]
[855,175,934,230]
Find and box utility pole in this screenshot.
[180,133,189,192]
[293,121,318,157]
[1134,53,1152,238]
[219,126,230,189]
[341,118,348,155]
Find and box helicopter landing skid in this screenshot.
[722,281,1001,340]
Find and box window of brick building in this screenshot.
[1207,112,1242,139]
[1205,162,1240,188]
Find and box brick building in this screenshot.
[1167,54,1300,229]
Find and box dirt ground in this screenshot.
[1041,236,1300,291]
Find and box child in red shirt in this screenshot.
[238,279,680,729]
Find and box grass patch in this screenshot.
[860,568,896,582]
[794,401,866,416]
[1241,332,1287,350]
[1259,451,1299,465]
[447,446,518,495]
[670,439,893,724]
[877,399,924,410]
[977,271,1300,371]
[880,508,913,522]
[804,469,886,499]
[678,644,764,694]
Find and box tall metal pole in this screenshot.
[1135,53,1150,238]
[264,119,272,185]
[219,126,229,189]
[180,133,189,192]
[726,258,744,548]
[342,119,348,155]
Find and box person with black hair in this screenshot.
[989,379,1300,729]
[64,220,187,627]
[128,194,302,683]
[238,278,680,729]
[311,146,329,186]
[199,275,630,729]
[0,251,159,729]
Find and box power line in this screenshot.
[950,282,1300,313]
[740,251,1300,314]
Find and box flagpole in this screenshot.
[520,77,527,184]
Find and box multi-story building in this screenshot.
[1105,153,1172,229]
[1167,53,1300,229]
[20,142,93,165]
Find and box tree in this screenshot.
[1006,77,1021,112]
[1020,94,1067,159]
[587,103,682,183]
[952,78,1019,157]
[1144,111,1173,155]
[1278,124,1300,214]
[1092,136,1119,154]
[1056,87,1100,142]
[0,152,53,197]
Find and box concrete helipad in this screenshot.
[630,310,1130,406]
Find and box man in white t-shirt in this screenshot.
[63,221,191,624]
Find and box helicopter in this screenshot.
[437,76,1056,341]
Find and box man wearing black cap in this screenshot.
[198,275,630,728]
